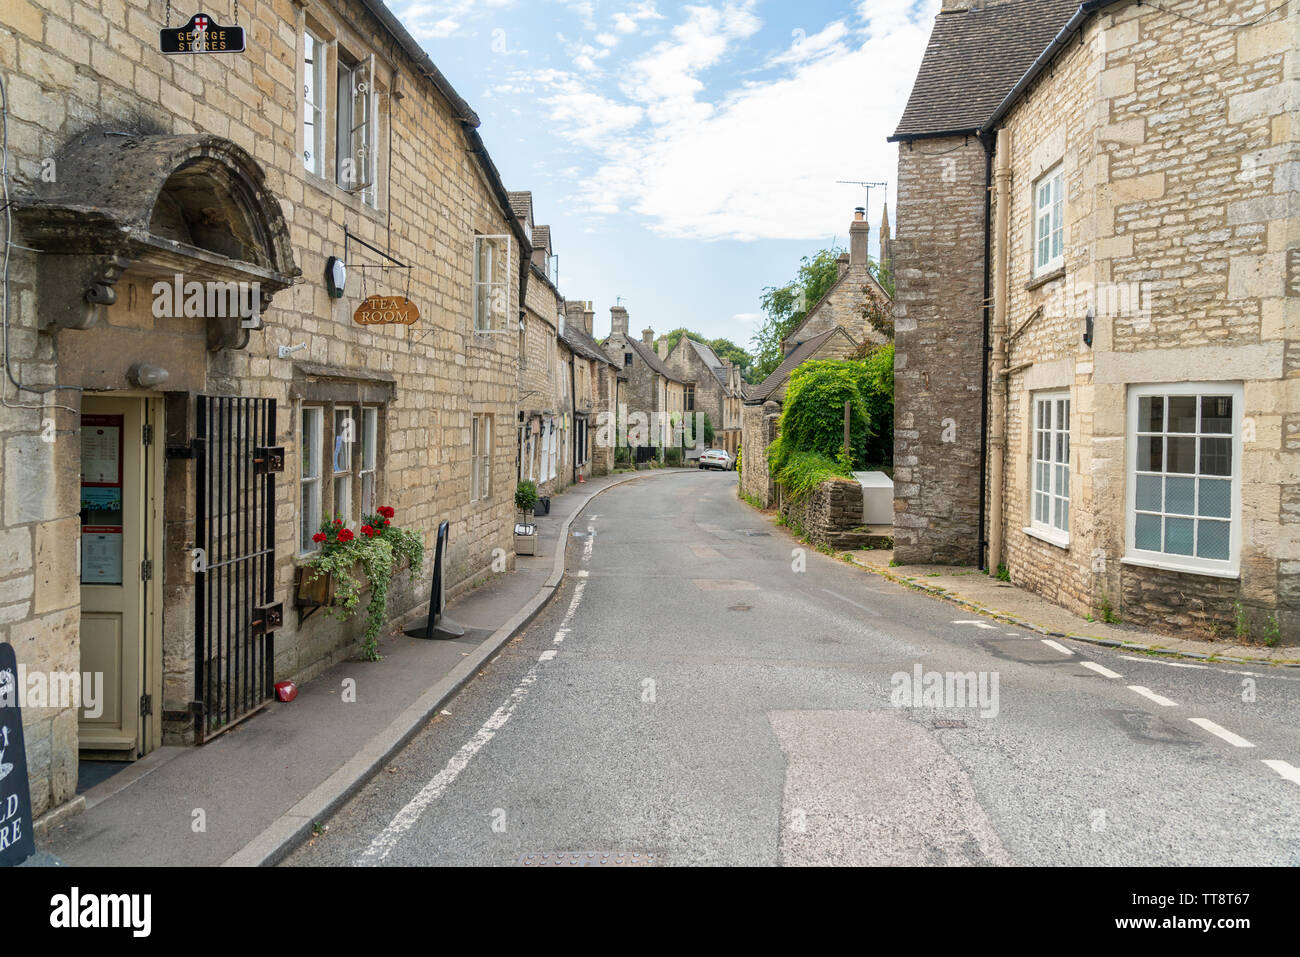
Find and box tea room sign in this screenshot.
[353,296,420,326]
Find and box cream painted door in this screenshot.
[79,396,156,756]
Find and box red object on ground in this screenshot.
[274,681,298,703]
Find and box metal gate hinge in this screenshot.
[142,424,154,446]
[141,559,153,581]
[140,694,153,717]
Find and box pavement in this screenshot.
[840,550,1299,667]
[284,470,1300,867]
[37,467,690,867]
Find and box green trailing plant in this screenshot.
[305,507,424,661]
[515,480,539,514]
[771,451,853,503]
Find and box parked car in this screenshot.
[698,449,734,471]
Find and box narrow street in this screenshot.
[286,471,1300,867]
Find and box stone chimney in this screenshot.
[611,305,629,337]
[565,299,585,332]
[657,337,670,361]
[836,252,850,280]
[582,301,594,336]
[850,206,869,268]
[642,327,655,349]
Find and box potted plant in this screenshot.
[515,480,539,556]
[300,506,424,661]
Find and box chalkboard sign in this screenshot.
[404,520,465,640]
[159,14,246,54]
[0,642,36,867]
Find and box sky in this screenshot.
[390,0,941,347]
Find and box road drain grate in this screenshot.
[933,719,967,729]
[518,851,657,867]
[728,604,753,612]
[743,530,771,537]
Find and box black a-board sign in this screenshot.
[159,14,246,54]
[0,642,36,867]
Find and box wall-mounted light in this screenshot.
[325,256,347,299]
[1083,307,1095,348]
[127,363,169,388]
[279,343,308,360]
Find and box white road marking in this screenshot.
[1118,655,1208,670]
[952,620,997,630]
[1261,760,1300,787]
[577,569,589,578]
[1080,661,1122,679]
[358,551,591,864]
[1042,639,1074,656]
[1189,718,1254,748]
[822,588,880,617]
[583,526,595,561]
[1127,685,1178,707]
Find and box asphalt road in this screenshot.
[285,470,1300,866]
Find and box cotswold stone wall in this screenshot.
[892,135,989,565]
[779,480,889,550]
[4,0,523,811]
[991,0,1296,640]
[740,402,778,505]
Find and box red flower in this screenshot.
[337,528,355,543]
[334,519,343,526]
[361,525,376,538]
[383,519,390,525]
[312,532,327,543]
[377,506,395,519]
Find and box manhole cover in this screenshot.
[517,851,657,867]
[743,530,771,537]
[933,719,967,729]
[728,604,753,612]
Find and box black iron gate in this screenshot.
[193,395,283,743]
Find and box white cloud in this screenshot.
[731,312,761,322]
[550,0,940,240]
[613,1,665,34]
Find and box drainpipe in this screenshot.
[977,135,994,570]
[987,127,1012,575]
[570,352,578,484]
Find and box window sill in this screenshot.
[303,170,385,221]
[1025,266,1065,291]
[1121,555,1240,580]
[1023,526,1069,550]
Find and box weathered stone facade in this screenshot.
[602,308,682,456]
[893,0,1299,641]
[4,0,529,813]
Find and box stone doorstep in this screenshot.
[847,553,1300,668]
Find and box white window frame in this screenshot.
[471,414,492,502]
[1026,390,1070,548]
[332,405,355,526]
[300,405,324,554]
[303,29,327,177]
[1124,382,1242,577]
[1033,164,1065,277]
[336,50,377,206]
[359,406,378,516]
[473,235,512,333]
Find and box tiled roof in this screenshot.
[688,338,728,385]
[746,328,850,403]
[626,336,683,382]
[533,224,551,253]
[891,0,1081,141]
[507,191,532,221]
[561,319,616,367]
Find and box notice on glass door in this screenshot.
[81,526,123,585]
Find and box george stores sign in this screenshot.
[159,14,245,54]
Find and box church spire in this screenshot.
[879,202,892,278]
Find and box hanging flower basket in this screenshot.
[299,507,424,661]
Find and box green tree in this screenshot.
[750,247,844,381]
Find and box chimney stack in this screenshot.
[611,305,629,337]
[565,299,585,332]
[657,337,670,360]
[582,301,594,336]
[850,206,869,268]
[642,327,655,348]
[836,252,850,280]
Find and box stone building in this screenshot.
[602,308,685,460]
[891,0,1298,640]
[738,206,893,505]
[4,0,532,816]
[661,335,743,456]
[511,192,568,496]
[562,300,619,480]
